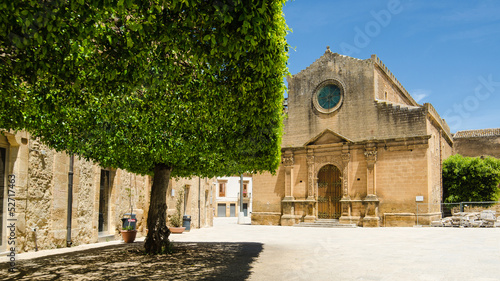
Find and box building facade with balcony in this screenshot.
[216,175,252,218]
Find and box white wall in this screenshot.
[216,176,252,215]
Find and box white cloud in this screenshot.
[411,89,431,103]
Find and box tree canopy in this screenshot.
[1,0,288,176]
[443,154,500,203]
[1,0,289,253]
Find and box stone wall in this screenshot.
[1,131,215,254]
[453,134,500,158]
[5,134,155,253]
[377,143,428,212]
[372,54,417,106]
[251,171,284,225]
[72,157,96,246]
[167,177,216,229]
[27,139,59,250]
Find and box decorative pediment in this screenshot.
[304,129,352,146]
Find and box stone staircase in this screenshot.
[294,219,357,228]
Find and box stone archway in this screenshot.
[317,164,342,219]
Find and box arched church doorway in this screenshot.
[317,164,342,219]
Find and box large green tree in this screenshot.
[443,154,500,204]
[1,0,289,253]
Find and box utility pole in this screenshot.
[238,174,245,224]
[66,154,74,247]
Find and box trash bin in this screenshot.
[121,213,137,230]
[182,215,191,232]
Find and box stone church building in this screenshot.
[252,48,454,227]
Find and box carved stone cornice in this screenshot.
[282,156,294,166]
[364,151,377,162]
[341,152,350,163]
[306,155,315,165]
[2,131,21,147]
[364,149,377,169]
[315,155,341,165]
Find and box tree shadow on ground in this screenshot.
[1,242,263,280]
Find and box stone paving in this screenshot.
[4,217,500,280]
[172,218,500,281]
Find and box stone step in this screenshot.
[316,219,339,223]
[294,220,356,228]
[97,234,117,243]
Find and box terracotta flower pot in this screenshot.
[121,230,137,243]
[169,227,186,234]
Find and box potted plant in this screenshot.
[121,225,137,243]
[169,189,185,234]
[121,186,137,243]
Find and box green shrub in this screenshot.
[443,154,500,203]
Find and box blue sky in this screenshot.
[282,0,500,133]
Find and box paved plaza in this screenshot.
[6,217,500,280]
[173,218,500,281]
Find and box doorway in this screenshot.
[317,164,342,219]
[243,203,248,216]
[217,204,226,217]
[230,204,236,217]
[98,170,110,233]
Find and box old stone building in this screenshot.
[0,130,215,254]
[252,48,453,227]
[453,128,500,158]
[166,177,216,230]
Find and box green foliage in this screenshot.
[169,189,184,228]
[1,1,289,254]
[0,0,290,177]
[122,225,135,231]
[442,154,500,203]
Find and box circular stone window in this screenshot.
[313,80,345,114]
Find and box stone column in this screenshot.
[306,150,315,200]
[341,146,350,198]
[363,145,380,227]
[304,150,316,222]
[339,147,354,224]
[281,151,298,226]
[364,150,377,195]
[282,151,294,200]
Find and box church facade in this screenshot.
[252,48,453,227]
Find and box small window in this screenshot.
[243,183,248,198]
[219,182,226,197]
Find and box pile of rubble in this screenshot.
[431,210,500,227]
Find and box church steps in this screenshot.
[294,220,357,228]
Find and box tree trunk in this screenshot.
[144,163,172,254]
